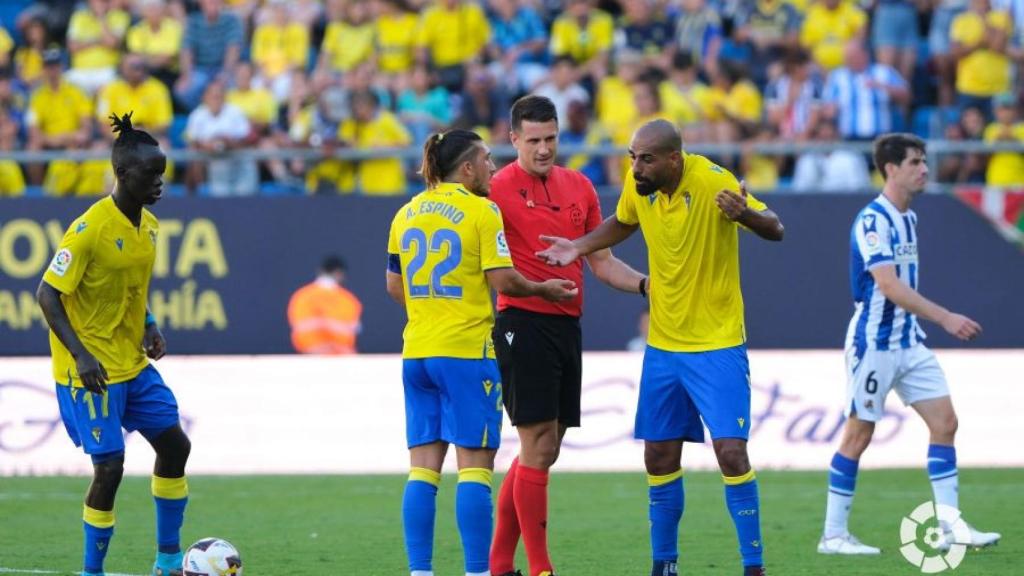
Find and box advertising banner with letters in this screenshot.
[1,351,1020,476]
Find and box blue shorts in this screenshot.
[56,364,180,455]
[403,357,503,450]
[634,344,751,443]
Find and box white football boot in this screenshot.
[817,532,882,555]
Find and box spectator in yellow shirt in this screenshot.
[0,104,25,196]
[126,0,183,89]
[65,0,130,95]
[595,49,646,136]
[550,0,615,79]
[319,0,375,76]
[416,0,491,91]
[25,50,95,191]
[0,24,12,69]
[951,0,1013,116]
[252,0,310,102]
[337,90,412,195]
[983,93,1024,186]
[609,79,675,184]
[96,54,173,140]
[228,62,295,185]
[800,0,867,72]
[660,50,714,143]
[373,0,420,84]
[14,17,49,87]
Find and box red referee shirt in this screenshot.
[490,161,603,317]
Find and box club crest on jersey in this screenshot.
[684,191,692,209]
[569,203,584,227]
[49,248,72,276]
[76,221,88,233]
[149,229,157,245]
[115,238,124,251]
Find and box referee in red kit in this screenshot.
[489,95,648,576]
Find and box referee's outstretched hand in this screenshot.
[536,235,579,266]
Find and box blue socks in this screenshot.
[152,476,189,555]
[83,506,114,574]
[403,467,440,572]
[724,471,763,568]
[824,453,859,538]
[456,468,493,574]
[648,470,684,574]
[928,444,959,510]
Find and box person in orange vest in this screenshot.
[287,255,363,354]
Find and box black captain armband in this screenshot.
[387,253,402,274]
[639,277,648,298]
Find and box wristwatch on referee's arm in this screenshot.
[639,277,648,298]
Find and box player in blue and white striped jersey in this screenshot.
[818,133,1001,556]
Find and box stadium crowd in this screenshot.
[0,0,1023,197]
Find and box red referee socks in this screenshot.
[491,458,521,574]
[514,463,552,576]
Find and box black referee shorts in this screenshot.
[492,307,582,427]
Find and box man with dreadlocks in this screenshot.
[37,112,191,576]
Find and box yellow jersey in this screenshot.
[983,122,1024,186]
[321,21,375,73]
[951,11,1012,97]
[27,81,93,137]
[43,196,158,386]
[387,183,514,359]
[251,22,309,77]
[96,78,173,131]
[615,153,767,352]
[126,18,183,59]
[550,10,615,63]
[376,13,419,73]
[226,87,278,125]
[0,160,25,196]
[337,110,412,195]
[67,8,130,70]
[800,2,866,71]
[415,2,491,67]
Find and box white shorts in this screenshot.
[844,344,950,422]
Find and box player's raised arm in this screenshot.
[715,181,785,241]
[870,265,982,341]
[536,215,639,266]
[485,268,578,301]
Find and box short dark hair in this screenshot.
[671,51,695,71]
[321,255,346,273]
[873,133,926,179]
[511,95,558,131]
[109,112,159,169]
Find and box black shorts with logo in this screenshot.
[493,307,582,427]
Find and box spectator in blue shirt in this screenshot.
[175,0,243,111]
[486,0,549,93]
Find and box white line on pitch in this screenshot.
[0,567,146,576]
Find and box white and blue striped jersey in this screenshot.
[845,194,927,356]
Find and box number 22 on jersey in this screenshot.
[401,227,463,299]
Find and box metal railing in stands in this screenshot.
[4,140,1024,163]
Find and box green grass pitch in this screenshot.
[1,469,1018,575]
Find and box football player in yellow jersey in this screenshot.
[538,120,784,576]
[386,129,576,576]
[36,113,191,576]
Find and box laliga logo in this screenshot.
[899,502,970,573]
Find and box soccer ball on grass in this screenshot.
[183,537,243,576]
